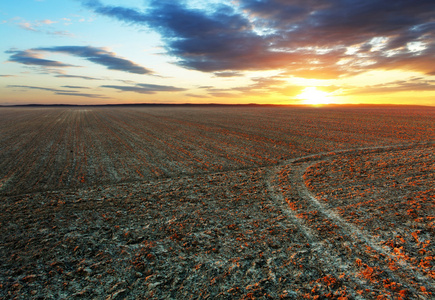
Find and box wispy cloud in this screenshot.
[205,76,304,98]
[213,71,243,78]
[80,0,435,78]
[6,46,152,75]
[185,93,209,99]
[55,92,109,98]
[36,46,152,74]
[347,78,435,95]
[40,19,57,25]
[48,30,75,37]
[56,74,102,80]
[19,22,38,32]
[6,50,75,67]
[102,83,187,94]
[208,92,242,98]
[7,85,108,99]
[61,85,89,89]
[16,18,62,34]
[13,16,88,35]
[8,85,69,93]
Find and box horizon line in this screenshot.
[1,103,434,108]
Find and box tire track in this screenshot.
[267,142,435,298]
[266,165,366,299]
[301,159,435,289]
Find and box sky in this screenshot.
[1,0,435,106]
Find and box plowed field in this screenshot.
[1,105,434,299]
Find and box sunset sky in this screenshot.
[1,0,435,106]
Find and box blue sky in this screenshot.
[1,0,435,105]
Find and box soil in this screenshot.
[0,106,434,299]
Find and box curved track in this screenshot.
[267,142,435,299]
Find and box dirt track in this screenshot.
[268,142,434,299]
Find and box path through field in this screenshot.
[267,142,435,299]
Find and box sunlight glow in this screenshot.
[297,87,332,105]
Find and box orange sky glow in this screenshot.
[1,0,435,106]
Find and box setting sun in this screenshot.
[297,87,333,105]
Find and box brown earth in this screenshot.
[0,106,434,299]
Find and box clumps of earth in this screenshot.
[2,144,434,299]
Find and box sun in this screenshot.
[297,87,332,105]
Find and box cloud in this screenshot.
[36,46,152,74]
[49,30,75,37]
[208,92,242,98]
[7,85,108,99]
[55,92,109,99]
[213,71,243,77]
[101,83,187,94]
[80,0,149,23]
[62,85,89,89]
[79,0,293,72]
[6,46,152,75]
[185,93,209,98]
[6,49,76,67]
[56,74,102,80]
[207,75,304,98]
[16,19,58,33]
[347,78,435,95]
[11,14,96,38]
[80,0,435,78]
[19,22,38,32]
[40,19,57,25]
[8,85,69,93]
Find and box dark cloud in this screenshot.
[80,0,149,23]
[101,83,187,94]
[228,77,284,94]
[80,0,296,72]
[6,50,75,67]
[80,0,435,78]
[240,0,435,47]
[36,46,152,74]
